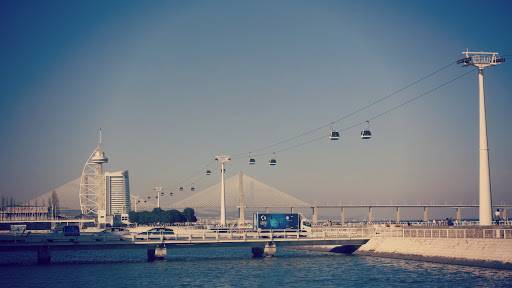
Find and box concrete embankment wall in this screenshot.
[356,237,512,269]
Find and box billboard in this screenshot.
[254,213,300,230]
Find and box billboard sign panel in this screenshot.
[254,213,300,230]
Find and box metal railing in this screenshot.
[130,228,373,242]
[376,228,512,239]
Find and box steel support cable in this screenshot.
[340,67,476,131]
[231,60,458,158]
[181,61,472,186]
[174,159,215,190]
[235,67,475,159]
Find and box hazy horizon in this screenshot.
[1,0,511,215]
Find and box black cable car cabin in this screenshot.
[361,129,372,139]
[330,131,340,140]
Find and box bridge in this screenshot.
[249,204,512,225]
[180,203,512,226]
[165,172,512,225]
[28,172,512,226]
[0,228,370,264]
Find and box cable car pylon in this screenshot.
[458,50,505,225]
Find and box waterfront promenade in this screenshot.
[348,226,512,269]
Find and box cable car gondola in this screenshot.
[361,121,372,140]
[191,186,195,192]
[330,130,340,141]
[361,129,372,139]
[249,158,256,165]
[269,153,277,166]
[179,187,184,191]
[206,170,212,175]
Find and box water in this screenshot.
[1,248,511,287]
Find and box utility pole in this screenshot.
[458,51,505,225]
[215,155,231,226]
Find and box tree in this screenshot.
[128,208,194,225]
[50,190,59,218]
[168,209,186,223]
[128,211,139,223]
[183,208,197,222]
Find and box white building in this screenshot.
[102,170,131,225]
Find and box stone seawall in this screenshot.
[356,237,512,269]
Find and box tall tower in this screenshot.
[458,51,505,225]
[79,129,109,217]
[215,155,230,226]
[238,172,246,226]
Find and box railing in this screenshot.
[130,228,373,242]
[376,228,512,239]
[313,220,512,227]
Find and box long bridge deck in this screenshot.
[0,229,370,263]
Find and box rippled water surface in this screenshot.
[1,248,511,287]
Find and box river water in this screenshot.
[1,248,511,287]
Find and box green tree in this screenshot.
[50,190,59,218]
[128,208,194,225]
[183,208,197,222]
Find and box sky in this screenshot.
[1,0,511,219]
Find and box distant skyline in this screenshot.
[1,0,511,217]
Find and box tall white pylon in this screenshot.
[458,51,505,225]
[215,155,231,226]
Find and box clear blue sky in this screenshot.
[1,0,511,216]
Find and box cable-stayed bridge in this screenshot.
[27,172,512,225]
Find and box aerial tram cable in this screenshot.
[230,60,458,158]
[236,67,475,160]
[340,67,477,133]
[173,159,215,192]
[176,61,473,184]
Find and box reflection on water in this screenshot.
[0,248,511,288]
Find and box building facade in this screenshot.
[97,170,130,226]
[105,170,131,215]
